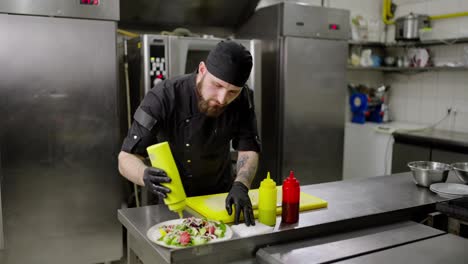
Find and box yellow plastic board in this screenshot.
[185,186,327,223]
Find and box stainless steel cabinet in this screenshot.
[0,13,122,263]
[392,143,468,174]
[432,149,468,179]
[432,149,468,163]
[391,143,431,173]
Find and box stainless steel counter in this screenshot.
[256,221,445,264]
[393,129,468,154]
[336,233,468,264]
[118,172,453,264]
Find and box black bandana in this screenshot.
[205,40,253,87]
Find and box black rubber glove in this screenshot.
[225,181,255,226]
[143,167,171,199]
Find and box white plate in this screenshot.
[146,218,233,249]
[435,193,463,199]
[430,183,468,196]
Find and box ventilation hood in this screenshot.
[120,0,260,29]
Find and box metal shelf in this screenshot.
[348,40,385,47]
[349,37,468,47]
[347,66,468,72]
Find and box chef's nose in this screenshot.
[217,89,228,105]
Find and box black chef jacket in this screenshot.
[121,73,261,197]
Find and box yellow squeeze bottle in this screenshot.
[258,172,277,226]
[146,142,186,218]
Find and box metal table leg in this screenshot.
[127,232,138,264]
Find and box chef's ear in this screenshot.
[198,61,207,75]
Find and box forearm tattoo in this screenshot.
[236,153,258,188]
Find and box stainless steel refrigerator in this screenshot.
[0,1,123,263]
[238,3,350,185]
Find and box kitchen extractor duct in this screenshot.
[120,0,260,29]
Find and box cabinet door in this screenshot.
[432,149,468,181]
[391,143,431,173]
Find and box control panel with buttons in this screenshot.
[80,0,99,5]
[149,45,167,87]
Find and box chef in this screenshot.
[118,40,260,226]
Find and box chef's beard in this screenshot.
[196,75,227,117]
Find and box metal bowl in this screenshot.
[451,162,468,184]
[407,161,451,187]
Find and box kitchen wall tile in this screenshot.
[420,72,438,99]
[435,98,452,118]
[452,72,468,101]
[330,0,380,20]
[427,0,459,16]
[436,72,456,103]
[407,76,422,98]
[387,75,407,97]
[454,114,468,133]
[348,71,385,87]
[430,19,461,39]
[429,46,441,61]
[460,17,468,37]
[420,99,437,123]
[394,0,427,5]
[452,99,468,114]
[406,98,422,122]
[394,3,412,17]
[389,97,409,121]
[386,26,396,42]
[461,0,468,10]
[443,45,460,61]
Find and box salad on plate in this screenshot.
[148,217,231,248]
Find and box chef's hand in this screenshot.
[225,181,255,226]
[143,167,171,199]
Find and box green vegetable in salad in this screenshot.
[156,217,228,247]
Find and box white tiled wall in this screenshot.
[383,0,468,133]
[385,71,468,132]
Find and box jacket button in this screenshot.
[185,119,190,123]
[186,143,190,147]
[187,160,191,163]
[187,174,193,178]
[133,135,138,139]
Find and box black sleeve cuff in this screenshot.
[232,135,261,153]
[121,134,142,154]
[120,120,158,156]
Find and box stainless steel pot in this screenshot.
[395,13,431,41]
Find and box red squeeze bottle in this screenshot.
[282,170,300,224]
